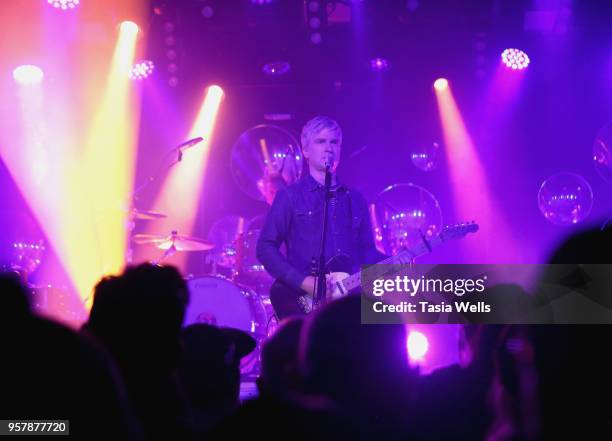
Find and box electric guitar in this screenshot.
[269,222,479,315]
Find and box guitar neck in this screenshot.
[341,235,445,292]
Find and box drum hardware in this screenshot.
[130,208,168,220]
[133,230,216,265]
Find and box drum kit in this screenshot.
[130,210,277,377]
[128,125,305,376]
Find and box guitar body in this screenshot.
[268,222,478,319]
[269,254,352,319]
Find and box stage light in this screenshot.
[434,78,448,91]
[308,1,321,13]
[501,48,530,70]
[434,73,518,261]
[48,0,79,10]
[143,85,224,269]
[407,331,429,361]
[128,60,155,80]
[202,5,214,18]
[120,21,139,36]
[13,65,44,85]
[370,57,391,72]
[310,32,322,45]
[80,14,142,300]
[309,17,322,29]
[262,61,291,76]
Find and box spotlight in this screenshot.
[370,57,391,72]
[407,331,429,361]
[433,78,448,91]
[202,5,214,18]
[309,17,322,29]
[120,21,139,36]
[306,1,325,45]
[501,48,530,70]
[308,1,321,13]
[47,0,79,10]
[128,60,155,80]
[262,61,291,76]
[13,65,44,85]
[310,32,322,45]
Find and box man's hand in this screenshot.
[300,275,335,298]
[300,275,317,296]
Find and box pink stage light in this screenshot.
[120,21,139,36]
[407,331,429,362]
[47,0,80,10]
[434,78,448,91]
[128,60,155,80]
[501,48,530,70]
[13,65,44,85]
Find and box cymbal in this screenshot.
[132,232,215,251]
[131,208,167,220]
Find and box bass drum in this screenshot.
[185,276,270,376]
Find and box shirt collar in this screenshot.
[302,173,347,192]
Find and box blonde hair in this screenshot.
[300,116,342,151]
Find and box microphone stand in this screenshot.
[314,165,333,310]
[131,138,204,202]
[126,138,203,263]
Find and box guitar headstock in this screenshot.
[440,221,479,241]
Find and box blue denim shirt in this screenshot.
[256,174,386,291]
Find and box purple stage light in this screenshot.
[407,331,429,362]
[308,1,321,13]
[501,48,530,70]
[251,0,273,4]
[262,61,291,76]
[370,57,391,72]
[128,60,155,80]
[310,32,322,45]
[309,16,322,29]
[48,0,80,10]
[13,65,44,85]
[202,5,214,18]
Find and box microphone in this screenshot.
[324,160,332,189]
[176,137,204,150]
[176,137,204,161]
